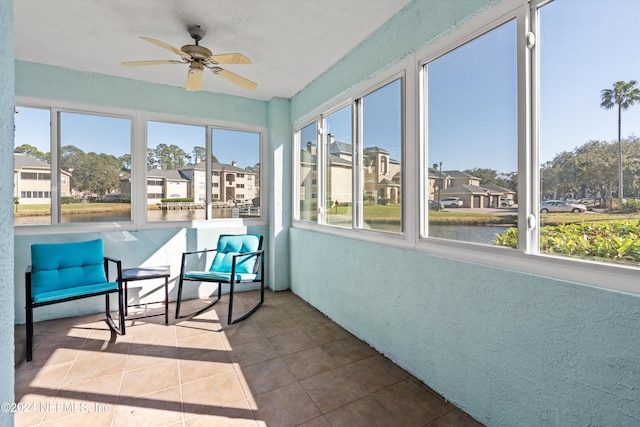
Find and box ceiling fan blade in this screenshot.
[122,60,183,66]
[213,67,257,90]
[208,53,252,65]
[140,37,189,57]
[186,64,203,91]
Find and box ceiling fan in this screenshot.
[122,25,256,92]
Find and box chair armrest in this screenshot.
[180,248,218,276]
[184,248,218,256]
[231,249,264,260]
[104,256,123,284]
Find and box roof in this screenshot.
[13,154,50,169]
[147,169,188,182]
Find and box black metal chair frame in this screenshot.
[175,243,265,325]
[25,257,126,362]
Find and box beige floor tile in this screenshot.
[426,409,484,426]
[281,345,343,380]
[61,352,127,387]
[297,415,332,427]
[112,386,183,427]
[182,371,248,410]
[183,398,257,426]
[267,329,318,356]
[125,343,180,372]
[228,338,278,367]
[41,372,121,424]
[14,290,483,427]
[239,357,297,396]
[119,360,180,397]
[178,352,235,385]
[253,383,321,426]
[303,323,351,345]
[221,323,265,348]
[373,380,455,425]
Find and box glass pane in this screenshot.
[147,121,206,221]
[299,122,318,222]
[427,20,517,246]
[325,105,353,227]
[14,107,51,226]
[211,128,261,218]
[362,79,402,233]
[538,0,640,265]
[59,112,131,223]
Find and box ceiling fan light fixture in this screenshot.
[186,62,204,91]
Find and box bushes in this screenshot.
[622,199,640,213]
[494,220,640,263]
[61,197,75,204]
[161,197,194,203]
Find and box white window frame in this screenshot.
[291,0,640,295]
[293,71,406,238]
[14,97,267,234]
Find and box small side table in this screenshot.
[122,266,170,325]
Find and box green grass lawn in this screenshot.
[14,203,131,216]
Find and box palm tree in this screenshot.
[600,80,640,202]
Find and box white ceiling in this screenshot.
[14,0,411,101]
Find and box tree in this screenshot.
[463,168,497,185]
[148,143,190,170]
[192,146,206,163]
[600,80,640,201]
[14,144,49,162]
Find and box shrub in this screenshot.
[61,197,76,204]
[622,199,640,213]
[161,198,194,203]
[378,198,390,205]
[494,220,640,263]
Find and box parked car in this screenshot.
[428,200,443,210]
[540,200,587,213]
[441,197,463,208]
[579,197,596,204]
[500,198,514,207]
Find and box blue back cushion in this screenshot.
[209,234,261,274]
[31,239,107,296]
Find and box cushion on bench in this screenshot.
[30,239,110,302]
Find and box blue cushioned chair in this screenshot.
[25,239,125,362]
[175,234,264,324]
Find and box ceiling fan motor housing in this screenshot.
[181,44,212,61]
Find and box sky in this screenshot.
[15,0,640,176]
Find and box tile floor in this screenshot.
[14,290,482,427]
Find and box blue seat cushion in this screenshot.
[30,239,110,302]
[209,234,261,275]
[32,281,119,304]
[184,271,258,282]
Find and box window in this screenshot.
[535,0,640,266]
[298,122,318,222]
[425,19,517,246]
[211,128,261,217]
[362,79,402,233]
[324,105,353,227]
[14,107,132,225]
[14,107,51,226]
[295,78,404,233]
[147,121,205,221]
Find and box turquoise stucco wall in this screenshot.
[0,0,15,424]
[267,97,291,291]
[287,0,640,425]
[290,229,640,426]
[16,62,268,128]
